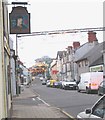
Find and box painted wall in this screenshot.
[0,0,7,118]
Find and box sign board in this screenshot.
[9,6,30,34]
[90,65,103,72]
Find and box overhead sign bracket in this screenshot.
[9,2,30,34]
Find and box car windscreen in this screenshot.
[92,96,105,118]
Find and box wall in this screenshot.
[0,0,7,119]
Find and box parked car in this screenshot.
[77,94,105,119]
[98,80,105,96]
[40,77,44,81]
[77,72,103,93]
[61,80,77,90]
[49,79,57,87]
[46,80,50,87]
[42,79,46,85]
[53,81,62,88]
[53,81,59,88]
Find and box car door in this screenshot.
[78,79,83,90]
[79,78,87,90]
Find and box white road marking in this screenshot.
[32,98,36,101]
[37,97,50,106]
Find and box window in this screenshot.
[82,61,84,67]
[100,81,105,87]
[78,63,81,67]
[100,81,103,87]
[85,60,88,66]
[92,96,105,118]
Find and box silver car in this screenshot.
[77,95,105,119]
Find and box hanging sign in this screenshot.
[9,6,30,34]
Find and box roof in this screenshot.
[74,42,95,62]
[56,51,63,59]
[89,55,103,67]
[50,59,57,68]
[77,42,103,66]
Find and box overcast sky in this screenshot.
[9,0,104,68]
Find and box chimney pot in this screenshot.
[67,46,72,49]
[88,31,97,43]
[73,42,80,49]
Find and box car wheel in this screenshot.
[77,87,80,92]
[64,86,67,90]
[74,86,77,90]
[98,90,101,96]
[86,88,90,94]
[60,85,62,89]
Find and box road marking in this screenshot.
[37,97,41,101]
[37,97,50,106]
[53,107,76,120]
[61,110,76,120]
[32,98,36,101]
[32,90,75,119]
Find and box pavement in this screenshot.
[11,85,72,119]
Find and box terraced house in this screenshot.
[56,31,104,82]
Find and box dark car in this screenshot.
[53,81,62,88]
[98,80,105,96]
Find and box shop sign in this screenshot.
[90,65,103,72]
[9,6,30,34]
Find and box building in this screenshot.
[50,59,58,80]
[74,31,99,81]
[56,31,102,82]
[9,37,17,97]
[0,0,12,119]
[56,51,63,81]
[66,42,80,81]
[18,60,32,85]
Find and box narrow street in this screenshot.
[31,78,101,118]
[0,1,104,119]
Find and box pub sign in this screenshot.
[9,6,30,34]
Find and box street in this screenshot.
[31,78,101,118]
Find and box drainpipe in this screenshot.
[0,0,7,118]
[16,34,19,96]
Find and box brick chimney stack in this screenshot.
[66,46,72,53]
[67,46,72,50]
[73,42,80,49]
[88,31,97,43]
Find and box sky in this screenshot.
[8,0,104,68]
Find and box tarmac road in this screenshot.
[31,78,101,118]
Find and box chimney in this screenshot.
[73,42,80,49]
[66,46,72,50]
[88,31,97,43]
[66,46,72,53]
